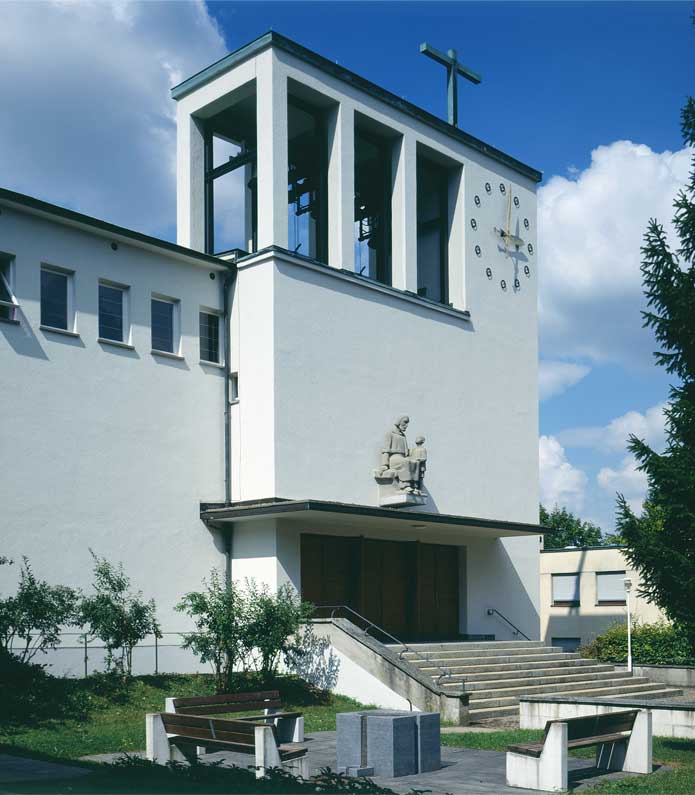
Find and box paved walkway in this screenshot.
[0,753,91,785]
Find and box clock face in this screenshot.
[471,180,533,292]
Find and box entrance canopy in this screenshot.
[200,498,545,539]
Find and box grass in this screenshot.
[442,730,695,793]
[0,671,369,760]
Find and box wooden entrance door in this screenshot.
[418,543,460,639]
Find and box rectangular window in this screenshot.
[552,573,580,606]
[0,254,17,322]
[552,637,581,653]
[596,571,627,605]
[40,266,71,330]
[151,297,176,354]
[230,372,239,401]
[99,283,126,342]
[199,311,221,363]
[416,155,450,304]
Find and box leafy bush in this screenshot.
[580,620,695,665]
[176,569,249,692]
[79,551,160,677]
[0,556,80,664]
[244,580,313,681]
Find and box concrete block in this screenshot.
[367,713,417,777]
[415,712,441,773]
[336,712,367,772]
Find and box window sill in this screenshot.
[0,316,20,326]
[40,325,80,338]
[151,349,184,361]
[99,337,135,351]
[552,602,580,608]
[230,398,240,405]
[596,601,626,607]
[200,359,225,369]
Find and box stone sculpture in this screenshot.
[376,416,427,496]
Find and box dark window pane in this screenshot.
[99,285,124,341]
[41,269,68,329]
[151,299,174,353]
[0,263,13,321]
[416,160,449,304]
[199,312,219,363]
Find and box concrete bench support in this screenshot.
[595,709,652,775]
[506,722,568,793]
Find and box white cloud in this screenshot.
[539,435,588,512]
[597,455,648,513]
[539,141,691,367]
[0,1,226,237]
[539,360,591,400]
[558,402,667,454]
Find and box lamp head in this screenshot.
[624,577,633,591]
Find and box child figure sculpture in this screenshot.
[411,435,427,492]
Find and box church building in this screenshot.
[2,32,543,666]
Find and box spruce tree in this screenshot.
[616,91,695,652]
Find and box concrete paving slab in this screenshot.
[0,754,92,784]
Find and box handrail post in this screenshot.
[83,634,88,678]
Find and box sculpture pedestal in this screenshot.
[374,473,426,508]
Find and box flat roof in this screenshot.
[0,187,232,271]
[541,545,626,553]
[171,31,542,184]
[200,498,546,539]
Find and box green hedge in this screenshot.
[580,621,695,665]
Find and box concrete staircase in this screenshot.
[394,640,683,720]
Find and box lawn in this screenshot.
[0,671,370,760]
[442,730,695,793]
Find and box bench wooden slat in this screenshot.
[172,690,280,708]
[169,735,256,755]
[236,711,302,722]
[161,713,260,739]
[174,700,283,715]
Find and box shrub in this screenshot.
[79,551,160,677]
[580,620,695,665]
[176,569,248,692]
[244,581,313,681]
[0,556,80,664]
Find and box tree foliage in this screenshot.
[616,87,695,652]
[0,556,80,664]
[79,551,160,677]
[539,505,604,549]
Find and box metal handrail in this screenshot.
[486,608,531,640]
[311,604,454,685]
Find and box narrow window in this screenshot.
[354,127,392,284]
[40,267,70,330]
[199,311,220,363]
[230,372,239,401]
[99,283,126,343]
[151,297,176,354]
[551,573,580,606]
[596,571,627,605]
[0,254,17,322]
[287,96,328,262]
[416,156,449,304]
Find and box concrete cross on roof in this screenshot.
[419,42,482,128]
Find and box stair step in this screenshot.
[450,669,630,691]
[405,648,575,663]
[399,640,546,653]
[430,661,614,680]
[469,681,671,709]
[469,687,683,721]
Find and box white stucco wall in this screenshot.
[0,207,228,636]
[540,547,667,647]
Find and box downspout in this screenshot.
[222,261,238,587]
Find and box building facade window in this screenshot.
[199,310,221,363]
[230,372,239,402]
[40,266,73,331]
[99,282,128,343]
[552,637,581,653]
[416,155,449,304]
[0,253,17,322]
[151,297,178,354]
[596,571,627,605]
[552,573,580,606]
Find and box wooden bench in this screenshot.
[506,708,652,792]
[146,712,309,779]
[164,690,304,744]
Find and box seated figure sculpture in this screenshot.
[378,416,426,494]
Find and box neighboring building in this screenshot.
[1,32,544,676]
[540,545,667,652]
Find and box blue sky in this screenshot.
[1,1,693,532]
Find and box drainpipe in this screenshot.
[222,262,238,589]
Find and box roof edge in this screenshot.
[171,31,542,184]
[0,187,231,270]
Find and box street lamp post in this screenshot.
[624,577,633,673]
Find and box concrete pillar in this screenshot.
[256,50,288,250]
[391,133,418,292]
[176,109,206,251]
[447,166,466,310]
[327,101,355,271]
